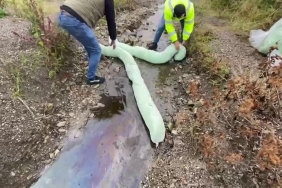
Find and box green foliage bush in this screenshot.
[0,7,5,18]
[210,0,282,30]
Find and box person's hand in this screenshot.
[174,41,180,50]
[110,40,116,49]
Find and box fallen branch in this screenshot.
[17,97,35,118]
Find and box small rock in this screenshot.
[182,73,189,78]
[188,100,194,106]
[54,149,60,156]
[198,98,205,106]
[43,136,49,144]
[27,174,33,180]
[114,66,120,72]
[45,103,54,111]
[174,139,184,146]
[10,171,15,177]
[167,122,174,131]
[171,130,177,135]
[57,121,66,127]
[75,130,82,138]
[97,103,105,107]
[58,128,66,133]
[49,153,54,159]
[43,159,52,164]
[82,99,88,104]
[93,84,100,89]
[69,112,75,117]
[156,90,163,94]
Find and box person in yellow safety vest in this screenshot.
[147,0,194,51]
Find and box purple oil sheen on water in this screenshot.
[31,109,153,188]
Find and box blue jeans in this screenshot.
[153,13,184,43]
[57,12,101,80]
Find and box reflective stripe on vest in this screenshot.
[168,0,191,18]
[183,30,191,36]
[165,20,173,24]
[185,19,194,24]
[168,31,176,37]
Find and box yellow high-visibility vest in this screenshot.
[164,0,195,42]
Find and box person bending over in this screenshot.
[147,0,194,51]
[58,0,117,85]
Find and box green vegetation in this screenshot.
[0,0,6,18]
[209,0,282,31]
[187,20,230,85]
[0,7,6,17]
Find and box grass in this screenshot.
[9,0,74,79]
[0,7,6,17]
[6,0,59,15]
[114,0,136,10]
[0,0,6,17]
[204,0,282,32]
[0,0,74,96]
[186,19,230,85]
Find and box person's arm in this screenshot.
[164,8,178,42]
[105,0,117,41]
[182,3,194,41]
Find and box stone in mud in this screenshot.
[182,73,189,78]
[114,66,120,72]
[97,103,105,107]
[90,103,105,110]
[10,171,15,177]
[167,121,174,131]
[188,100,194,106]
[54,149,60,156]
[58,128,66,133]
[49,153,55,159]
[69,112,75,117]
[56,121,66,127]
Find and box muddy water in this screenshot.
[31,5,177,188]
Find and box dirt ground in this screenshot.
[1,0,280,188]
[0,2,156,187]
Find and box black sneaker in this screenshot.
[147,42,158,50]
[86,76,105,85]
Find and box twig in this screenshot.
[17,97,35,118]
[275,86,281,117]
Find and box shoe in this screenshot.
[86,76,105,85]
[147,42,158,50]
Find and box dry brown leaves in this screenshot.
[186,80,200,98]
[225,153,243,164]
[184,47,282,186]
[257,135,282,171]
[239,98,256,115]
[199,134,215,158]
